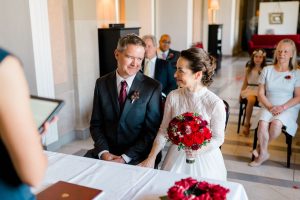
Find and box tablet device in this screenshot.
[30,95,64,133]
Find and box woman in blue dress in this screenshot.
[0,48,48,199]
[249,39,300,167]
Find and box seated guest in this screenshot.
[250,39,300,167]
[240,49,267,136]
[157,34,180,67]
[0,48,48,199]
[85,34,162,166]
[142,35,177,95]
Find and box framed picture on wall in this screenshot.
[269,12,283,24]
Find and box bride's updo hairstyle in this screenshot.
[180,47,216,86]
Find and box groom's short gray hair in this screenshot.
[116,34,146,52]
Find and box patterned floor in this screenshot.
[56,55,300,200]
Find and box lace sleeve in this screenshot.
[148,94,173,158]
[197,99,226,154]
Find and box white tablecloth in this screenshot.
[34,151,248,200]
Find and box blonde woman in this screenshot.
[250,39,300,167]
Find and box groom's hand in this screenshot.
[111,157,125,164]
[101,152,119,161]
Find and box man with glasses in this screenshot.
[157,34,180,67]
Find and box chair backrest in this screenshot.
[223,100,230,130]
[220,100,230,150]
[160,93,167,119]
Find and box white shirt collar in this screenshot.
[116,70,136,92]
[157,49,169,59]
[145,56,157,63]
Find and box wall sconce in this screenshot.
[209,0,220,24]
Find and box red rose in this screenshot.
[175,177,198,189]
[168,53,174,59]
[168,186,185,200]
[197,193,211,200]
[284,75,292,80]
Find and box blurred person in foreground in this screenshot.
[0,48,54,199]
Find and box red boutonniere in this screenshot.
[167,53,174,59]
[130,90,139,103]
[284,75,292,80]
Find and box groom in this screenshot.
[85,34,162,166]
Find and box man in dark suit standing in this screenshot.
[142,35,177,96]
[157,34,180,67]
[85,34,162,166]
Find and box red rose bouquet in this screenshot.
[167,112,212,164]
[167,177,230,200]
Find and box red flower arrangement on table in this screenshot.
[167,177,230,200]
[167,112,212,164]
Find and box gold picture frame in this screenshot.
[269,12,283,24]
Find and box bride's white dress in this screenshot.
[153,87,227,181]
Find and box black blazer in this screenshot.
[89,71,162,165]
[143,58,177,95]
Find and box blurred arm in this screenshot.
[0,56,47,187]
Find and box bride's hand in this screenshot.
[138,157,155,168]
[185,148,199,157]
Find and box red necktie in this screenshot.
[118,80,127,112]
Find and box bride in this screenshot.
[138,47,227,181]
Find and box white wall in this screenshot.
[258,1,299,35]
[218,0,236,55]
[48,0,77,143]
[193,0,204,44]
[0,0,37,93]
[123,0,238,55]
[72,0,99,132]
[125,0,154,36]
[155,0,193,51]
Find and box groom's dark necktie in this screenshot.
[118,80,127,112]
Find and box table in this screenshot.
[34,151,248,200]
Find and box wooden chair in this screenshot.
[251,125,292,168]
[220,100,230,149]
[237,97,260,133]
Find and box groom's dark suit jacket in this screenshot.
[142,58,177,95]
[88,71,162,165]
